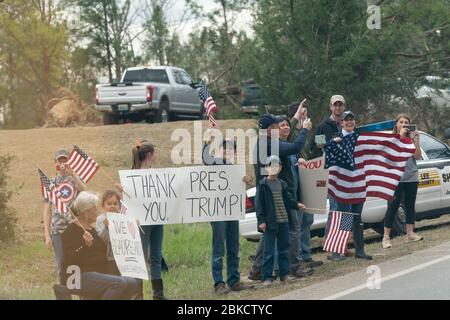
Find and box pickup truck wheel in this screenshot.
[103,113,119,125]
[156,100,170,123]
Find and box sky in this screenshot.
[130,0,254,48]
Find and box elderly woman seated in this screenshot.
[60,191,139,300]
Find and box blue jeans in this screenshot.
[211,221,240,287]
[262,223,290,281]
[77,272,139,300]
[51,233,63,284]
[299,212,314,261]
[140,225,163,280]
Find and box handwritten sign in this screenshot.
[107,213,148,280]
[298,156,328,214]
[119,165,246,225]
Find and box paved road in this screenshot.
[273,241,450,300]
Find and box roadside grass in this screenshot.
[2,214,450,300]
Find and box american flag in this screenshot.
[37,168,68,214]
[325,132,416,204]
[67,145,99,183]
[323,211,353,254]
[198,83,218,128]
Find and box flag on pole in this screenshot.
[67,145,100,183]
[325,132,416,204]
[37,168,68,214]
[198,83,218,128]
[323,211,353,254]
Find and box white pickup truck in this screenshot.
[240,131,450,241]
[95,66,203,125]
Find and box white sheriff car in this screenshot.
[240,131,450,241]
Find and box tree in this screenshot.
[142,0,170,65]
[250,0,450,125]
[65,0,142,82]
[0,0,68,128]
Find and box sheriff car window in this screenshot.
[420,133,450,160]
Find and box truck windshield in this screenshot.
[123,69,169,83]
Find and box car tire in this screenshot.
[155,99,170,123]
[103,113,119,125]
[391,205,407,237]
[372,205,406,237]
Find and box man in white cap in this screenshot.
[310,95,346,158]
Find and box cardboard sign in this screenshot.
[119,165,246,225]
[107,213,148,280]
[298,156,328,214]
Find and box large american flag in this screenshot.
[325,132,416,204]
[67,145,99,183]
[38,168,68,214]
[323,211,353,254]
[198,83,218,128]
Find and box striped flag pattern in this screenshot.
[325,132,416,204]
[67,145,99,183]
[38,168,68,214]
[323,211,353,254]
[198,83,218,128]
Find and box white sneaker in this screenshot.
[262,280,273,287]
[406,233,423,242]
[382,238,392,249]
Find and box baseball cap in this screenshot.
[259,114,279,129]
[330,95,346,106]
[276,115,291,126]
[340,110,355,120]
[54,148,70,160]
[265,155,281,166]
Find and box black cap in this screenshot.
[259,114,279,129]
[340,110,355,120]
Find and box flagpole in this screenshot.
[303,207,360,216]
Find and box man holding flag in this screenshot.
[323,111,416,261]
[42,148,87,284]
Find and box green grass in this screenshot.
[0,223,257,300]
[4,214,450,300]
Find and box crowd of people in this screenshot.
[43,94,423,299]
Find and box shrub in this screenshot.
[0,154,18,243]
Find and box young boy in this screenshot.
[257,155,306,285]
[203,135,254,294]
[43,148,87,284]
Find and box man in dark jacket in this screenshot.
[310,95,346,158]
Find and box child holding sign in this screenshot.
[257,155,306,286]
[96,190,122,276]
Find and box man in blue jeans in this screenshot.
[203,136,254,294]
